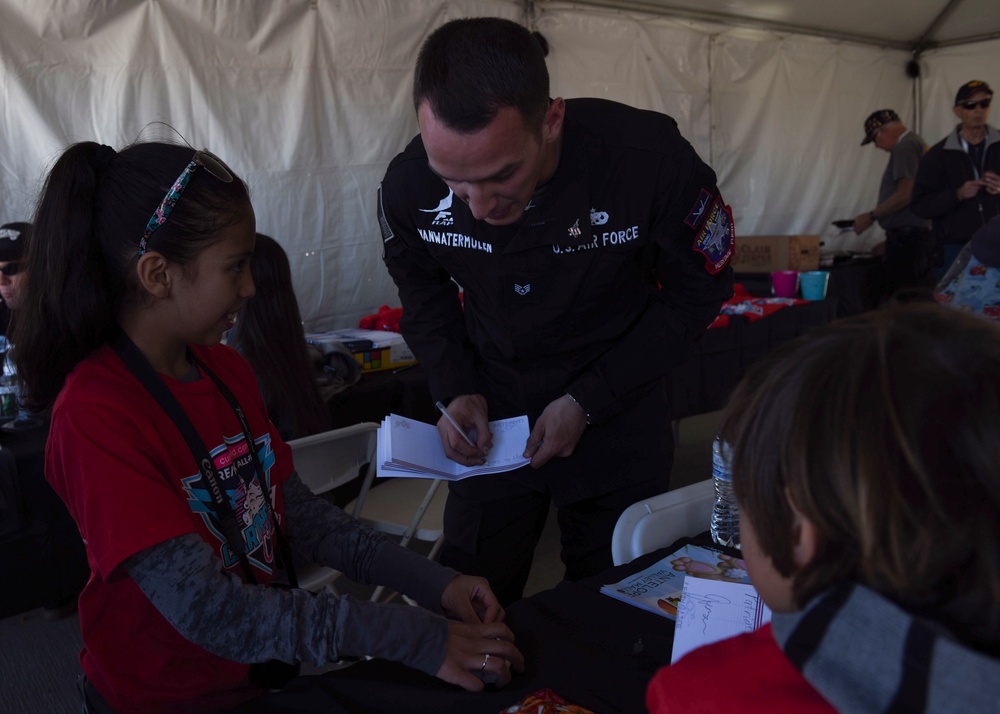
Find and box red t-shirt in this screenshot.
[46,343,293,713]
[646,624,836,714]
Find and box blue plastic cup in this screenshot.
[800,270,830,300]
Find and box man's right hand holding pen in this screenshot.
[436,394,492,465]
[437,393,589,470]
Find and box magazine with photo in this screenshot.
[600,541,752,620]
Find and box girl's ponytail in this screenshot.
[14,142,122,411]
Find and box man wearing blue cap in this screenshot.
[912,80,1000,281]
[853,110,931,296]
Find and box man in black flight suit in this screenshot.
[377,17,734,605]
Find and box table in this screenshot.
[233,535,724,714]
[328,298,838,427]
[736,257,884,318]
[667,297,836,421]
[2,418,89,618]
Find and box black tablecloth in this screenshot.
[2,419,89,618]
[234,538,725,714]
[667,298,836,421]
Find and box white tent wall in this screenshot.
[537,4,914,243]
[0,1,995,332]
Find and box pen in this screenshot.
[435,400,478,448]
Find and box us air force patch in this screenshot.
[692,196,735,274]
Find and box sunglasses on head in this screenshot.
[0,262,23,277]
[958,99,991,111]
[138,148,234,258]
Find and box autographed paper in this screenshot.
[670,576,772,663]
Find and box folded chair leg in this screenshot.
[368,480,445,605]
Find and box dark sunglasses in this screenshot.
[958,99,991,110]
[0,262,23,277]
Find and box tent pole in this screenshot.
[911,0,966,53]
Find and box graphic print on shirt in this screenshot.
[180,432,278,575]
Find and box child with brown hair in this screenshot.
[648,302,1000,713]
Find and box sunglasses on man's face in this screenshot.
[0,262,22,277]
[959,99,991,111]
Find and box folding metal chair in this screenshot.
[286,422,379,592]
[346,470,447,605]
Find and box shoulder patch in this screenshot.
[692,196,735,274]
[684,188,713,228]
[377,183,394,243]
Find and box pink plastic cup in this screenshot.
[770,270,799,298]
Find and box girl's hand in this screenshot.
[434,621,524,691]
[440,574,505,624]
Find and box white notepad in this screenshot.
[377,413,531,480]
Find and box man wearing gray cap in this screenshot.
[913,80,1000,280]
[853,110,931,295]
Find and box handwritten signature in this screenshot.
[680,593,732,635]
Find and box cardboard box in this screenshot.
[731,235,821,273]
[306,328,418,373]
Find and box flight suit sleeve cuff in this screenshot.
[566,370,622,427]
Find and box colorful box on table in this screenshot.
[306,328,418,373]
[731,235,821,273]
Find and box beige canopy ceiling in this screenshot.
[557,0,1000,50]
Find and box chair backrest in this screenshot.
[611,478,715,565]
[286,422,379,515]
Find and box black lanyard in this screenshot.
[113,331,297,587]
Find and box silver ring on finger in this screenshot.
[481,653,490,671]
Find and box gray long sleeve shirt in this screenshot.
[124,472,458,675]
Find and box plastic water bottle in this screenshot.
[710,436,740,548]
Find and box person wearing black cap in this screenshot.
[912,80,1000,280]
[852,110,931,297]
[0,221,31,334]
